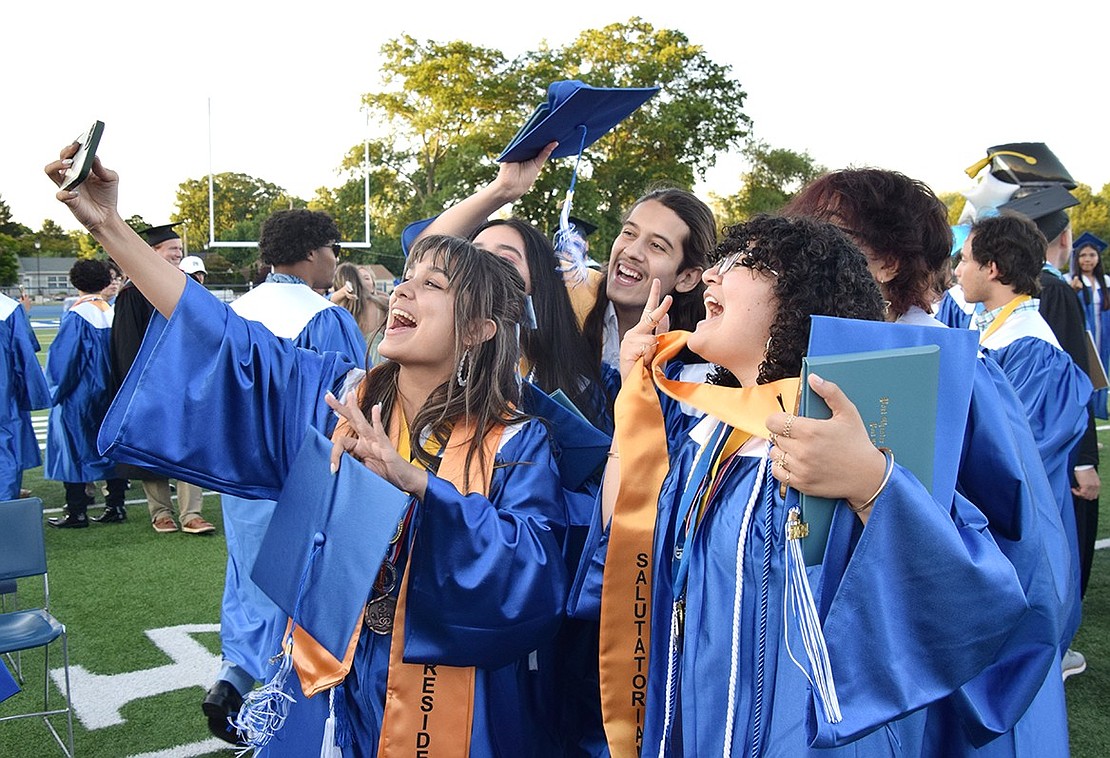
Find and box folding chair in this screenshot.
[0,497,75,756]
[0,578,20,682]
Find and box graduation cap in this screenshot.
[497,80,660,164]
[964,142,1077,189]
[499,80,659,285]
[520,381,610,491]
[251,426,411,663]
[139,222,182,247]
[567,216,597,238]
[998,184,1079,241]
[400,216,437,257]
[1073,231,1108,254]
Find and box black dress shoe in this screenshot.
[48,513,89,529]
[202,680,247,745]
[93,506,127,523]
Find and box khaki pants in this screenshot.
[143,479,204,524]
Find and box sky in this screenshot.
[3,0,1105,239]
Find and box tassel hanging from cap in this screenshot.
[553,125,591,286]
[233,532,328,751]
[782,506,842,724]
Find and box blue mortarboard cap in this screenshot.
[1073,231,1108,254]
[401,216,438,257]
[497,80,660,164]
[252,427,411,661]
[520,381,610,490]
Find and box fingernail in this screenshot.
[61,159,73,166]
[330,462,338,474]
[811,374,824,386]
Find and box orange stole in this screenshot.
[377,419,502,758]
[286,398,502,758]
[598,331,798,757]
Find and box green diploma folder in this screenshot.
[798,344,940,565]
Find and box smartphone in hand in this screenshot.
[61,121,105,191]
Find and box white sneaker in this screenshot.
[1062,648,1087,681]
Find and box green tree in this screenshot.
[0,234,18,286]
[937,191,967,227]
[344,19,750,258]
[173,173,304,278]
[0,196,31,238]
[711,140,825,227]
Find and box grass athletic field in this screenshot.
[1,317,1107,757]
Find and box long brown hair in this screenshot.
[358,235,526,486]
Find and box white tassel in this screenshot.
[319,687,342,758]
[783,506,842,723]
[232,643,298,754]
[553,189,590,285]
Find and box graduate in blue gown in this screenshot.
[1068,232,1110,419]
[44,260,128,527]
[955,215,1091,663]
[572,215,1068,757]
[0,291,49,500]
[206,209,368,744]
[45,149,571,757]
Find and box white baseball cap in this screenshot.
[179,256,208,275]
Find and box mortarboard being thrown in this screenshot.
[48,143,574,756]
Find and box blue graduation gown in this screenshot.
[221,285,369,683]
[571,358,1070,757]
[45,299,117,482]
[99,280,570,756]
[1073,278,1110,419]
[982,336,1090,653]
[0,294,50,499]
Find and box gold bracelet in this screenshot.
[848,447,893,514]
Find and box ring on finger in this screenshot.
[769,431,778,446]
[782,414,797,439]
[776,450,789,471]
[783,469,791,487]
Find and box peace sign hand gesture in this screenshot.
[326,391,429,500]
[618,278,672,381]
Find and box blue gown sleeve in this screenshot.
[402,420,569,669]
[294,305,368,369]
[11,305,49,412]
[98,279,357,500]
[809,466,1031,747]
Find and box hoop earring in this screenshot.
[456,347,472,387]
[765,335,773,354]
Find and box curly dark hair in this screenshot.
[969,214,1044,296]
[583,187,717,363]
[711,215,886,385]
[69,259,111,293]
[257,209,340,266]
[782,168,952,319]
